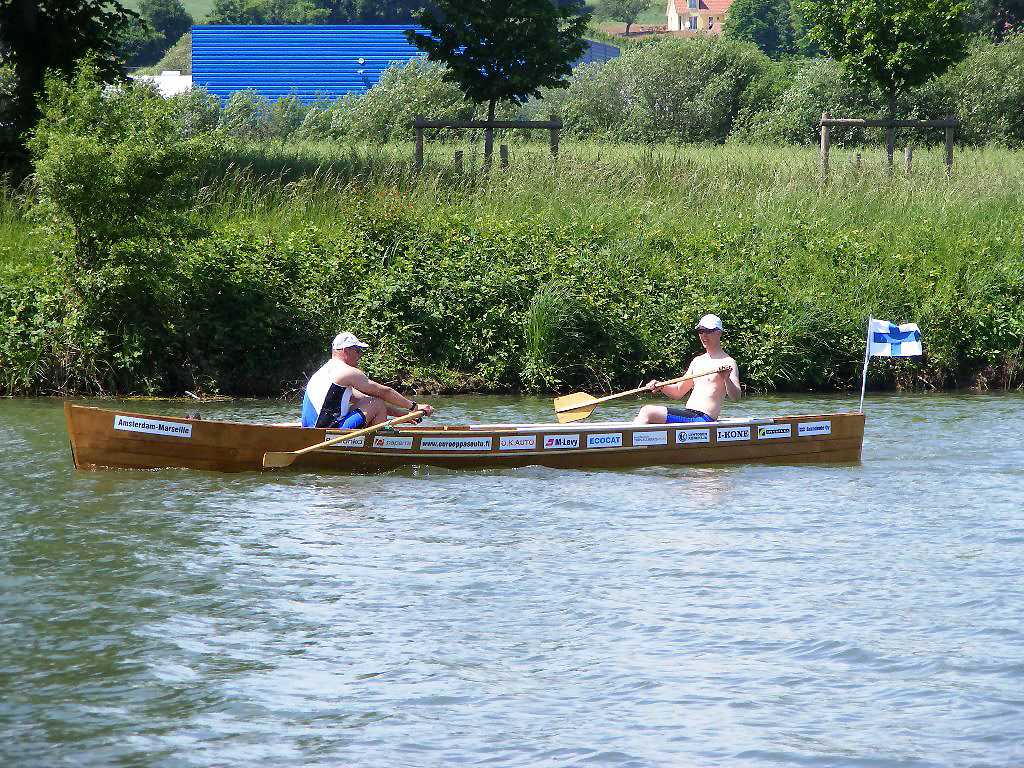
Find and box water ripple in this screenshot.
[1,394,1023,767]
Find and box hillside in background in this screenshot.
[119,0,216,23]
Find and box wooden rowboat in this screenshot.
[65,403,864,473]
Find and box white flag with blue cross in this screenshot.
[859,315,924,410]
[867,318,923,357]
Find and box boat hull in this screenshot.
[65,403,864,473]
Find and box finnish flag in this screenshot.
[868,318,923,357]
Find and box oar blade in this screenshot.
[553,392,600,423]
[262,451,298,468]
[556,405,595,424]
[553,392,595,412]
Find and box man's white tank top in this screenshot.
[301,360,353,428]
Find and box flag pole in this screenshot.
[859,314,872,412]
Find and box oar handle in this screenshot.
[294,409,425,456]
[554,367,729,413]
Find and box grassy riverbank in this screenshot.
[2,141,1023,396]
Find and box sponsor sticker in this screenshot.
[715,426,751,442]
[419,436,493,452]
[372,436,414,450]
[798,420,832,437]
[632,430,668,447]
[543,434,580,450]
[325,434,366,448]
[757,424,792,440]
[675,428,711,444]
[586,432,623,449]
[500,435,537,451]
[114,415,192,439]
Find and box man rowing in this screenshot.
[634,314,742,424]
[301,332,434,428]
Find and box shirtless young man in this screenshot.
[634,314,742,424]
[301,332,435,429]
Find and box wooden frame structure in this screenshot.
[819,113,960,178]
[413,115,562,172]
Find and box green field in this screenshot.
[592,1,669,33]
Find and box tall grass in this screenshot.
[0,183,47,271]
[195,140,1024,251]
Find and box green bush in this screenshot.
[29,60,221,267]
[168,86,222,138]
[333,58,478,142]
[0,62,16,147]
[938,33,1024,146]
[264,91,306,141]
[732,57,885,145]
[221,88,272,140]
[560,36,776,144]
[4,188,1022,396]
[733,33,1024,148]
[295,94,345,140]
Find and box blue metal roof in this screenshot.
[191,25,619,104]
[192,25,423,102]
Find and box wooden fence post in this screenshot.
[550,114,559,159]
[853,152,861,170]
[484,121,494,168]
[904,146,912,176]
[819,112,830,180]
[454,150,463,173]
[414,116,424,173]
[945,115,954,173]
[886,125,895,176]
[500,144,509,169]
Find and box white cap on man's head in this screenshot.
[332,332,369,350]
[695,314,723,331]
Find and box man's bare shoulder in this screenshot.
[331,361,367,384]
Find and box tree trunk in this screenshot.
[625,21,632,35]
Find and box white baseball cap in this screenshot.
[332,332,369,350]
[695,314,723,331]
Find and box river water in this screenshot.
[2,393,1022,767]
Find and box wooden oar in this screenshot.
[553,368,729,424]
[263,410,425,468]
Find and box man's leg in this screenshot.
[634,405,668,425]
[353,396,388,425]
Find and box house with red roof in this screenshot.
[666,0,733,35]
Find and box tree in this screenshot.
[595,0,652,36]
[0,0,138,156]
[140,0,193,46]
[408,0,590,161]
[724,0,795,58]
[966,0,1024,39]
[798,0,969,117]
[789,0,822,57]
[117,14,166,67]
